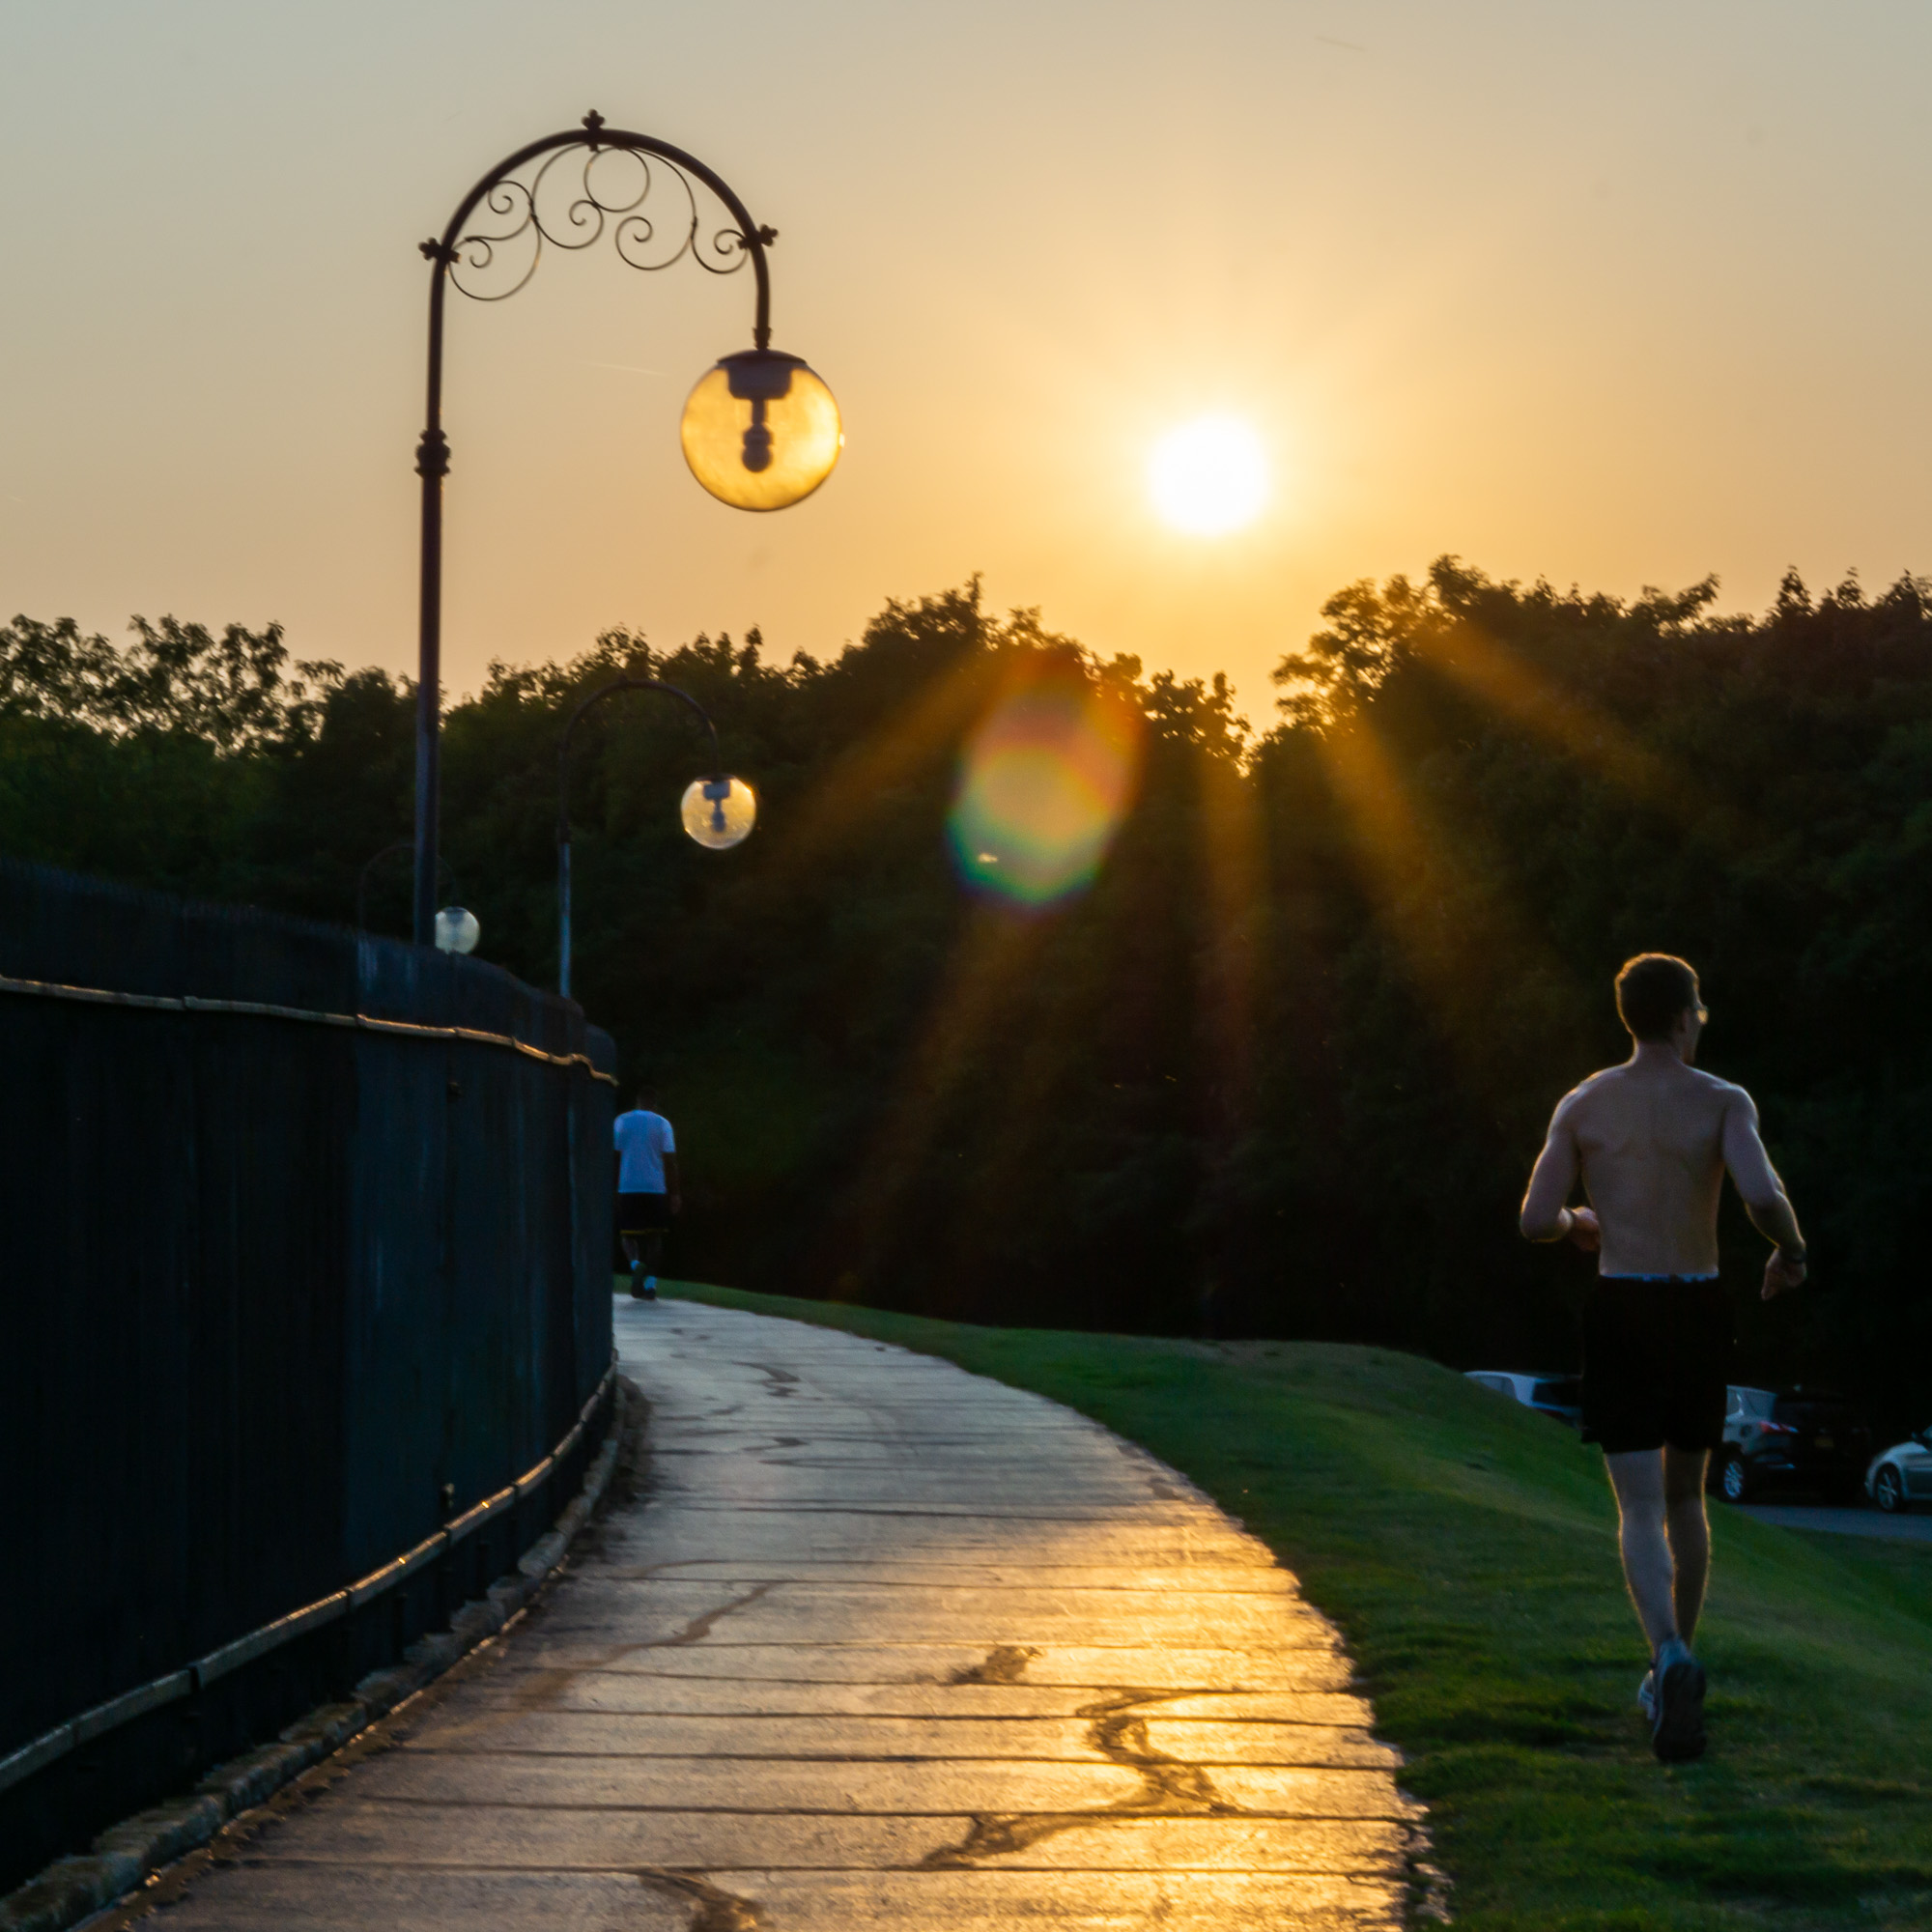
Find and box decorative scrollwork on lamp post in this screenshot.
[437,126,770,302]
[409,113,838,949]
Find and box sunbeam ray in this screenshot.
[1313,714,1574,1102]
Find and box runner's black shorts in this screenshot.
[617,1191,671,1236]
[1580,1276,1730,1455]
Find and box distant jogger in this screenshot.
[614,1088,680,1301]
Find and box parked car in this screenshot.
[1865,1425,1932,1514]
[1464,1370,1583,1427]
[1717,1386,1871,1503]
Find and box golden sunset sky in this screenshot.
[4,1,1930,718]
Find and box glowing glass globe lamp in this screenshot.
[434,905,480,954]
[681,776,757,850]
[681,350,842,510]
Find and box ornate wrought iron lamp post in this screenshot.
[411,112,839,946]
[554,668,754,999]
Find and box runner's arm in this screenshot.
[1520,1097,1595,1245]
[663,1151,682,1215]
[1721,1088,1806,1295]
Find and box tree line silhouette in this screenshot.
[5,558,1926,1431]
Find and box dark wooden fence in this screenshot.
[0,860,615,1889]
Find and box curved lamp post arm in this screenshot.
[555,673,724,999]
[412,111,775,948]
[556,674,723,846]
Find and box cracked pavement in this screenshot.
[146,1297,1428,1928]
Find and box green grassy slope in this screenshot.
[656,1282,1932,1930]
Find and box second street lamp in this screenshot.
[556,670,754,1000]
[410,111,838,947]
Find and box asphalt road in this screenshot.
[1735,1500,1932,1544]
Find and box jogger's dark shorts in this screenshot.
[1581,1276,1730,1455]
[617,1191,670,1236]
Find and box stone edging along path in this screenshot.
[120,1299,1441,1930]
[0,1385,636,1932]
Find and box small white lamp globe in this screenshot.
[680,777,757,850]
[434,906,480,955]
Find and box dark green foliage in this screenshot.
[1257,558,1932,1432]
[4,563,1928,1431]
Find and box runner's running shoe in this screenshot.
[1637,1670,1657,1724]
[1652,1646,1707,1762]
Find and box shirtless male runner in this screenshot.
[1520,953,1807,1763]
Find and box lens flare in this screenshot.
[950,668,1143,907]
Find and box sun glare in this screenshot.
[1148,416,1269,534]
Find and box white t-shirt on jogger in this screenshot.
[614,1110,676,1194]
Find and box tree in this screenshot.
[4,565,1927,1432]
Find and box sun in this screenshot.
[1147,415,1269,535]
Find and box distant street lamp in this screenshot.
[555,669,754,999]
[410,112,839,947]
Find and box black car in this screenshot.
[1717,1385,1872,1503]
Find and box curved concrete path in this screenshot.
[144,1298,1426,1929]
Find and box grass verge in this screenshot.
[654,1280,1932,1931]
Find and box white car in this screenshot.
[1464,1370,1583,1427]
[1866,1425,1932,1514]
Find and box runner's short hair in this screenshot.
[1614,953,1707,1042]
